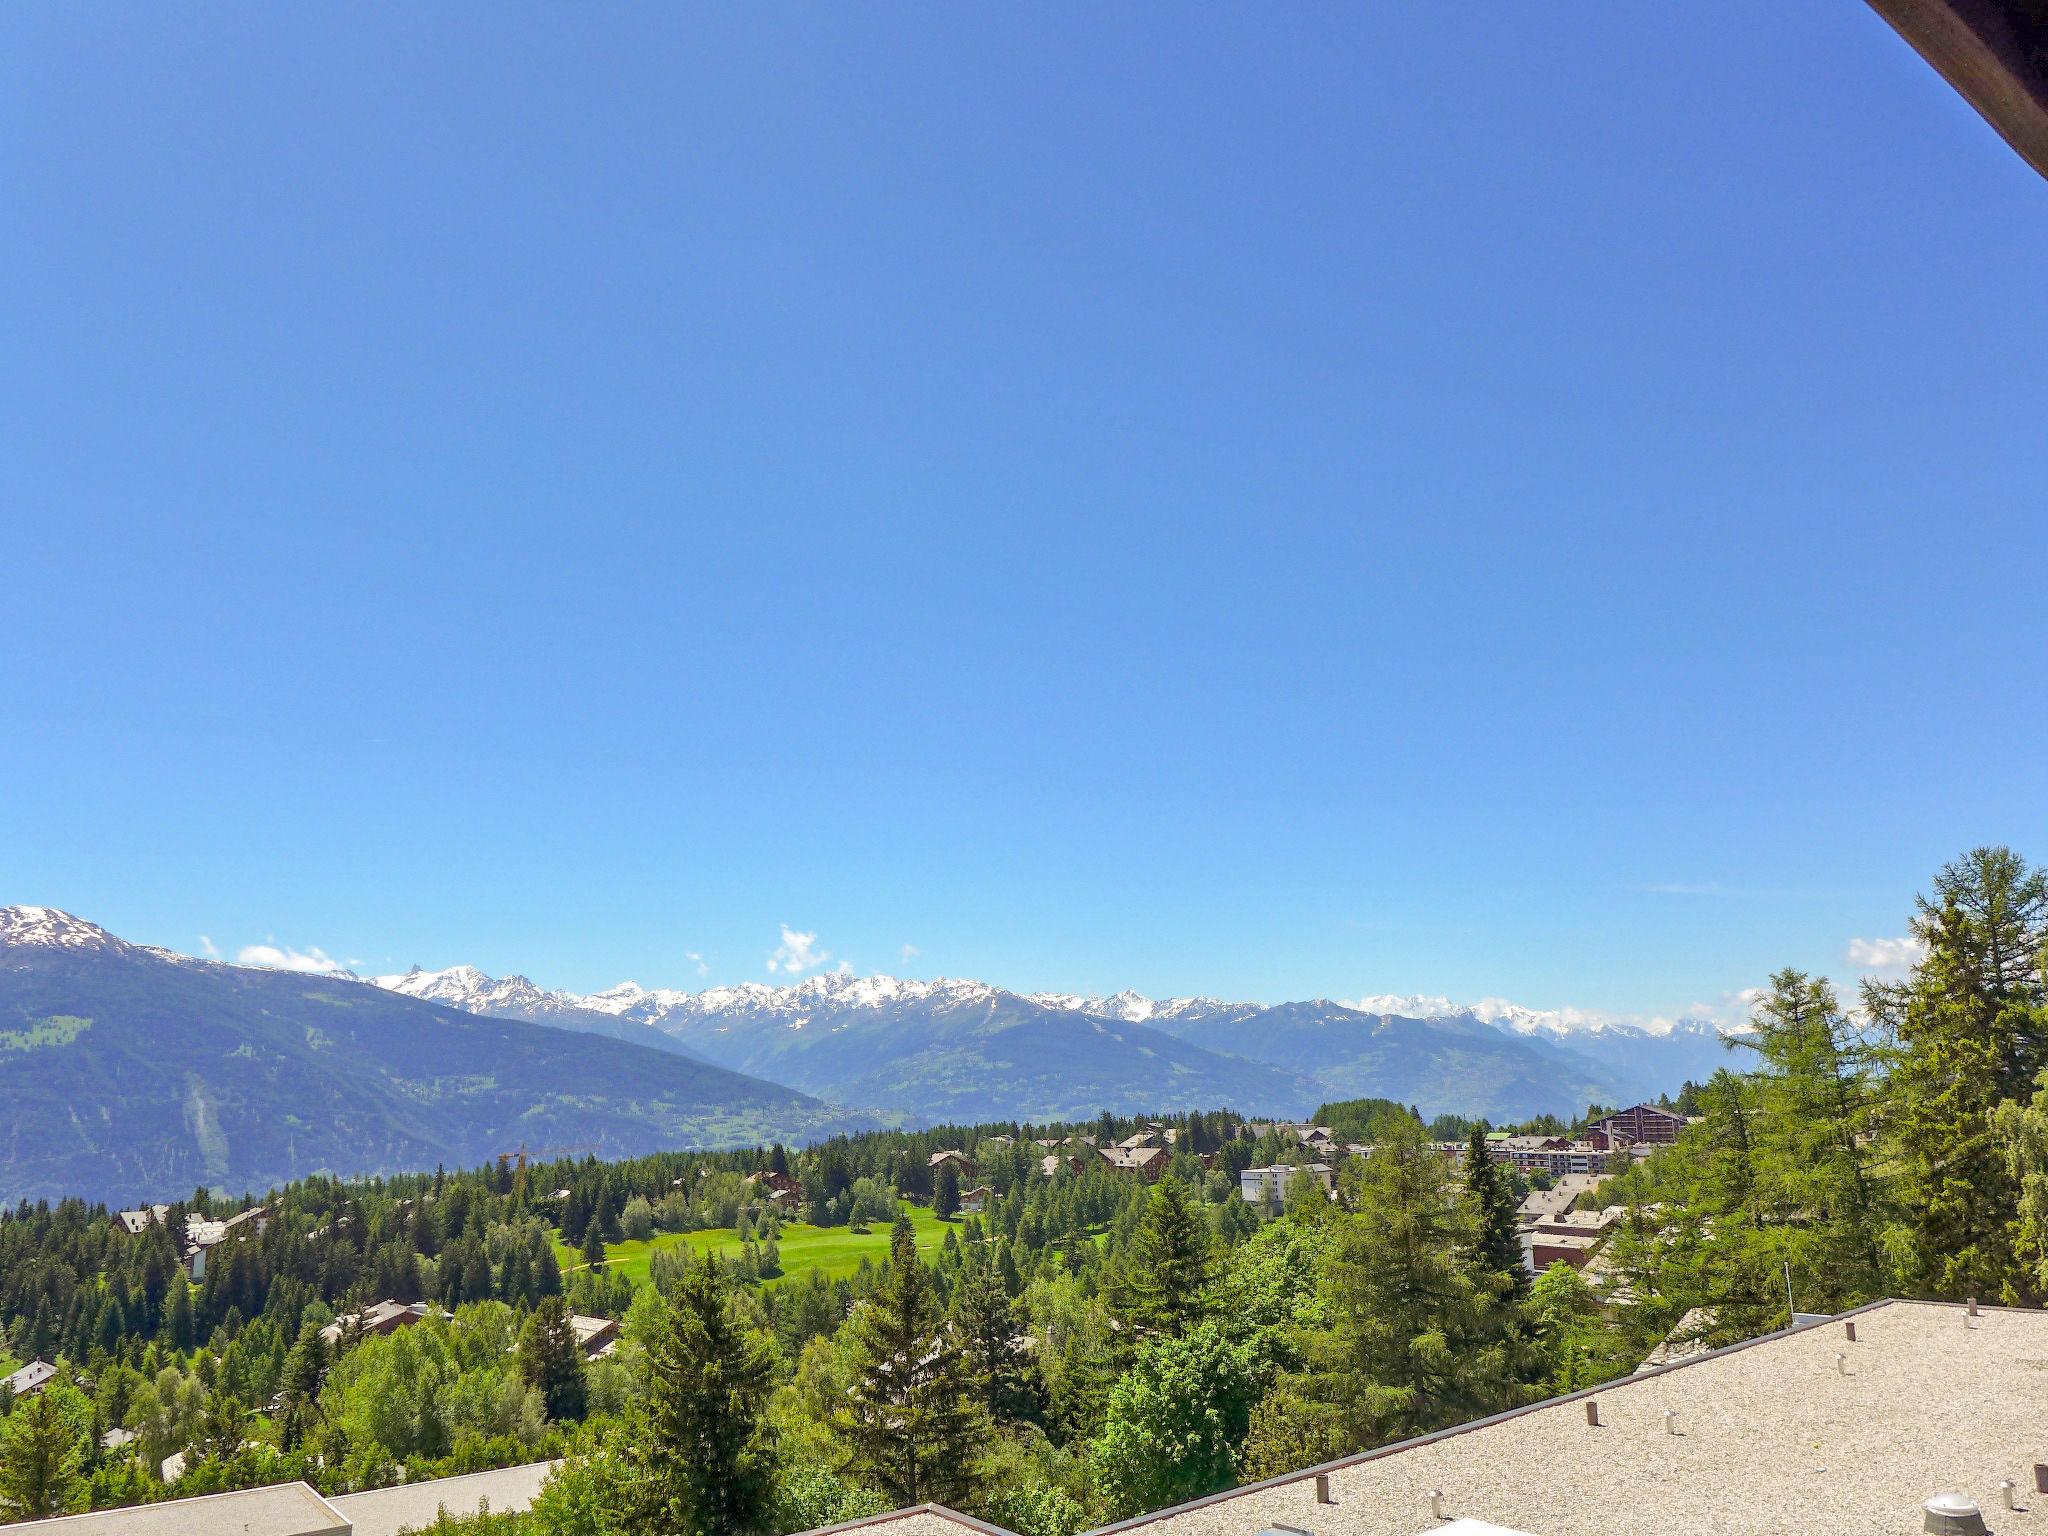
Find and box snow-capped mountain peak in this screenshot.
[1026,990,1261,1026]
[0,905,134,955]
[1344,992,1732,1040]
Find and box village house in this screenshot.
[1516,1172,1601,1227]
[181,1204,270,1279]
[319,1298,448,1346]
[745,1169,806,1207]
[958,1184,995,1215]
[1095,1143,1169,1182]
[1041,1151,1096,1178]
[114,1204,170,1236]
[928,1149,978,1178]
[1526,1230,1603,1271]
[1588,1101,1692,1146]
[568,1313,619,1359]
[1532,1206,1624,1241]
[3,1358,56,1399]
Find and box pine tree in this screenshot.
[275,1323,328,1452]
[1113,1175,1214,1339]
[195,1391,247,1464]
[1737,969,1887,1308]
[520,1295,590,1422]
[0,1385,87,1520]
[836,1215,987,1506]
[1871,847,2048,1300]
[1464,1126,1524,1297]
[627,1254,777,1536]
[461,1243,494,1303]
[1311,1116,1523,1448]
[581,1224,608,1272]
[934,1160,961,1220]
[950,1257,1042,1426]
[162,1281,194,1352]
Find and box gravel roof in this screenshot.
[3,1483,347,1535]
[795,1503,1020,1536]
[1088,1299,2048,1536]
[328,1459,559,1536]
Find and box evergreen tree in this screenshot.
[934,1160,961,1220]
[1464,1126,1524,1296]
[275,1322,328,1452]
[1046,1326,1111,1446]
[1311,1116,1522,1448]
[194,1391,247,1464]
[1239,1382,1344,1483]
[950,1257,1042,1426]
[519,1295,589,1422]
[461,1243,493,1303]
[627,1254,777,1536]
[1524,1262,1627,1393]
[0,1385,87,1520]
[836,1215,987,1506]
[581,1224,608,1272]
[1994,1063,2048,1293]
[1870,847,2048,1300]
[162,1281,194,1352]
[1113,1175,1214,1339]
[1737,969,1887,1308]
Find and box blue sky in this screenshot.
[4,5,2044,1022]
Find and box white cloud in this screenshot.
[899,943,921,964]
[198,935,220,958]
[1848,935,1926,971]
[766,925,829,976]
[237,942,354,975]
[686,951,709,977]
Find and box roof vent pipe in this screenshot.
[2002,1481,2017,1511]
[2036,1464,2048,1495]
[1584,1400,1600,1427]
[1844,1319,1857,1342]
[1968,1296,1979,1318]
[1429,1490,1444,1520]
[1315,1474,1332,1506]
[1924,1494,1988,1536]
[1836,1351,1848,1375]
[1664,1409,1678,1435]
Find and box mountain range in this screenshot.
[370,959,1738,1127]
[0,907,871,1205]
[0,905,1738,1204]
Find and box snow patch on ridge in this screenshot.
[0,905,133,953]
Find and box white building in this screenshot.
[1238,1163,1334,1205]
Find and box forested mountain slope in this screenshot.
[0,907,872,1204]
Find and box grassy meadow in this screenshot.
[555,1200,956,1289]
